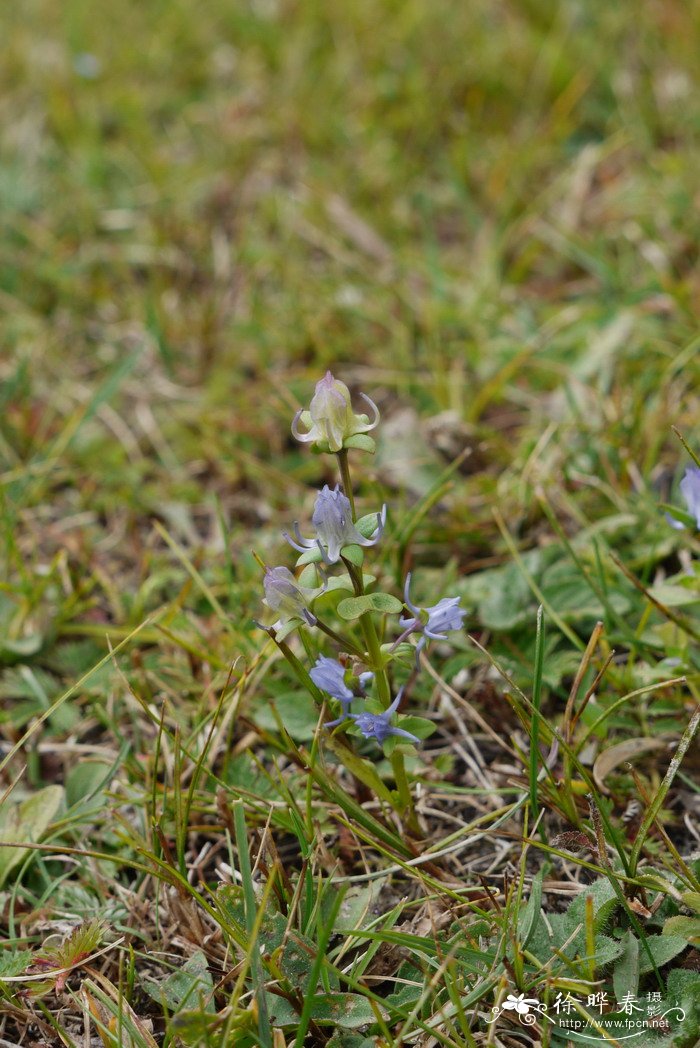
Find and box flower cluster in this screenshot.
[259,371,466,747]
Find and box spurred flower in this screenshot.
[398,573,466,662]
[350,688,420,744]
[326,687,419,743]
[670,464,700,530]
[310,656,354,707]
[262,566,322,629]
[284,485,386,564]
[292,371,379,453]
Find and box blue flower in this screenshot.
[310,656,354,706]
[262,566,322,630]
[284,485,386,564]
[325,687,419,743]
[670,465,700,530]
[349,688,420,744]
[398,573,466,662]
[314,657,374,726]
[291,371,379,453]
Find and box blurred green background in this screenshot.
[1,0,699,664]
[2,4,700,1043]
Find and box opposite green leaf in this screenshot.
[343,434,376,454]
[337,593,403,620]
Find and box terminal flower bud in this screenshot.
[292,371,379,453]
[284,485,386,564]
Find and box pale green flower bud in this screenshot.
[292,371,379,453]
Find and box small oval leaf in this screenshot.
[367,592,403,614]
[343,434,376,454]
[337,595,374,620]
[337,593,403,620]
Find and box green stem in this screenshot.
[390,753,415,823]
[271,634,327,705]
[336,452,417,829]
[315,617,365,658]
[337,449,356,520]
[344,558,392,707]
[359,613,391,706]
[359,611,416,824]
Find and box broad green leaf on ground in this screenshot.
[0,785,64,888]
[216,885,316,985]
[143,950,214,1013]
[65,760,113,808]
[612,929,639,1003]
[320,882,381,933]
[663,969,700,1044]
[663,892,700,945]
[637,935,689,974]
[252,689,321,741]
[0,951,28,979]
[462,554,543,631]
[265,992,378,1029]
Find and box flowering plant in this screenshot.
[258,371,466,821]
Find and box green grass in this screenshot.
[1,0,700,1045]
